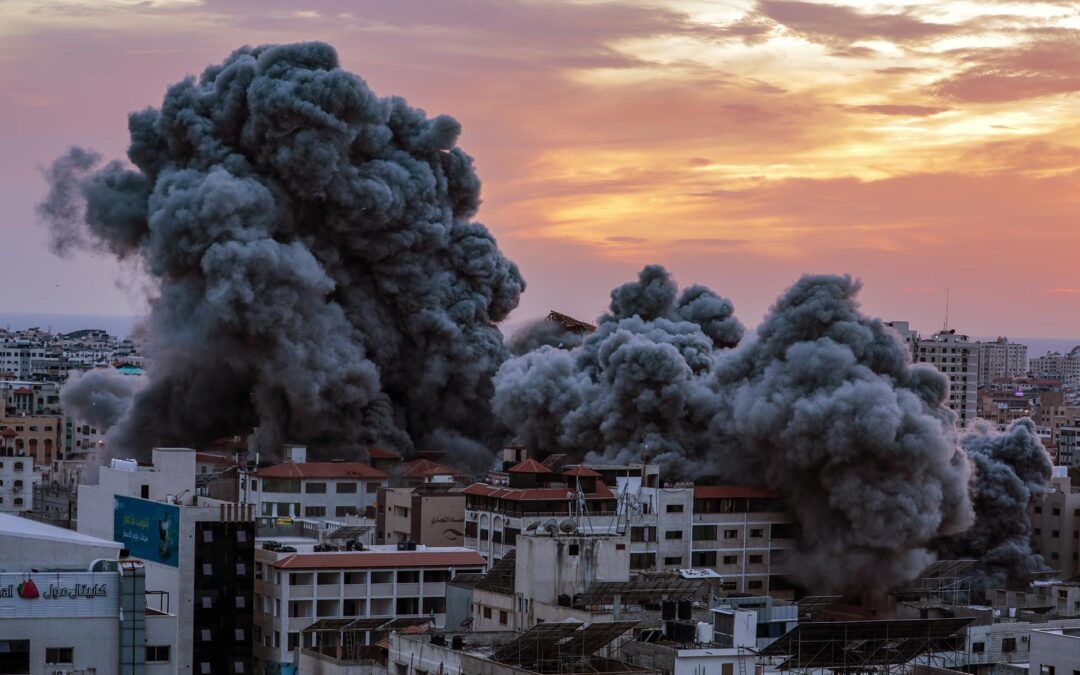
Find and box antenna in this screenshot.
[943,286,950,333]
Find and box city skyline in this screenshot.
[6,1,1080,336]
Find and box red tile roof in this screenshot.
[255,462,388,480]
[1,428,18,438]
[11,387,33,395]
[564,465,601,478]
[273,550,485,570]
[692,485,780,499]
[508,459,551,474]
[195,452,235,465]
[401,459,462,479]
[367,447,401,460]
[462,482,614,501]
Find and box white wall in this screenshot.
[0,616,120,675]
[1029,628,1080,675]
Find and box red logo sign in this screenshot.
[17,580,39,599]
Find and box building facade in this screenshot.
[244,454,387,523]
[977,337,1028,388]
[888,323,978,426]
[253,546,484,673]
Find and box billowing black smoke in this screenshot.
[507,319,587,355]
[494,268,975,592]
[935,419,1052,593]
[39,42,523,465]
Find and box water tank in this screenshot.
[431,634,447,646]
[677,597,692,621]
[451,635,465,650]
[558,594,572,607]
[111,458,138,472]
[664,621,677,641]
[695,621,714,644]
[679,621,695,643]
[661,599,676,620]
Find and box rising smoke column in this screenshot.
[717,275,974,592]
[935,418,1052,593]
[494,270,975,593]
[38,42,523,464]
[494,265,744,474]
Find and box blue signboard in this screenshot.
[113,495,180,567]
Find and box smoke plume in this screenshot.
[38,42,523,461]
[494,269,975,592]
[507,319,587,355]
[61,368,143,430]
[935,418,1052,593]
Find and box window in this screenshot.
[750,528,764,538]
[568,543,580,555]
[397,571,420,583]
[483,606,492,619]
[336,506,358,517]
[663,556,683,566]
[1053,508,1061,516]
[146,645,170,662]
[693,525,717,541]
[141,484,150,499]
[665,504,684,513]
[304,506,326,517]
[45,647,73,665]
[723,555,738,565]
[665,530,683,540]
[630,553,655,569]
[692,551,717,566]
[0,640,29,674]
[305,482,327,493]
[748,580,763,590]
[749,554,764,564]
[631,526,656,542]
[288,632,299,651]
[336,482,357,493]
[367,482,380,493]
[723,529,738,539]
[1039,667,1055,675]
[1001,637,1017,652]
[499,610,509,625]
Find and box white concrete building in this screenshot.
[243,447,387,523]
[78,448,256,675]
[0,512,178,675]
[978,337,1028,388]
[254,544,484,672]
[1029,625,1080,675]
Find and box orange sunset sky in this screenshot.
[3,0,1080,337]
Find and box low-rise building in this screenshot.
[254,544,485,673]
[0,448,33,514]
[244,447,387,523]
[1029,467,1080,578]
[1029,625,1080,675]
[0,414,61,471]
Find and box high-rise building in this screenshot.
[887,323,979,427]
[977,337,1028,388]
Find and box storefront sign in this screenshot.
[0,572,118,618]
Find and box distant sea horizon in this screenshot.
[1,313,1077,358]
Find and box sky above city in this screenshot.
[4,0,1080,337]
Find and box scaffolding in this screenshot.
[895,560,977,606]
[758,617,972,674]
[492,620,640,673]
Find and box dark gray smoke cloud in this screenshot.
[38,42,523,462]
[61,368,144,430]
[494,269,975,593]
[494,265,744,472]
[507,319,587,355]
[935,418,1052,593]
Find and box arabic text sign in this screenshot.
[113,495,180,567]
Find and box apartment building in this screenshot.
[0,414,61,469]
[464,461,797,593]
[1029,468,1080,579]
[253,545,485,672]
[244,449,387,522]
[977,337,1028,388]
[0,447,33,514]
[888,323,978,426]
[1031,348,1080,389]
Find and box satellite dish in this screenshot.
[525,521,541,532]
[559,519,578,534]
[543,519,559,535]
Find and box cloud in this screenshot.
[848,104,950,116]
[933,34,1080,102]
[1046,288,1080,295]
[758,0,954,44]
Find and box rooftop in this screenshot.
[401,459,462,479]
[255,462,387,480]
[273,547,485,570]
[509,459,552,474]
[367,447,401,460]
[693,485,781,499]
[0,512,122,550]
[463,482,614,501]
